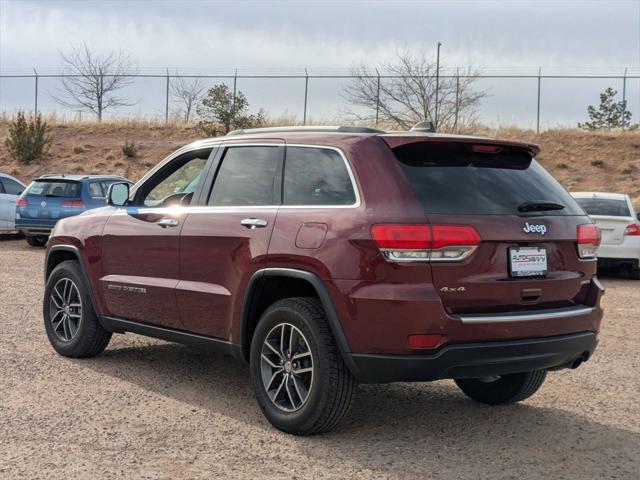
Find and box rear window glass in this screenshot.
[25,180,81,198]
[394,143,583,216]
[574,198,631,217]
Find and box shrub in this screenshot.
[5,111,52,164]
[590,159,605,168]
[122,140,137,157]
[556,162,569,169]
[621,164,638,175]
[73,145,84,154]
[196,84,267,136]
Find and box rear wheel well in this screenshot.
[46,250,79,278]
[243,276,319,360]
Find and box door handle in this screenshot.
[241,218,268,229]
[157,218,179,228]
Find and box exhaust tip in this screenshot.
[570,355,586,369]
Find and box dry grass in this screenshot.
[1,118,638,208]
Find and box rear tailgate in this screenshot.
[388,139,596,315]
[17,179,82,223]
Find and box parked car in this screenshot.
[0,173,26,233]
[42,126,603,435]
[16,174,132,246]
[571,191,640,279]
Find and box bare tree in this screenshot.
[170,75,206,123]
[53,44,137,122]
[343,51,485,132]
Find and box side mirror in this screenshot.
[637,212,640,222]
[107,182,130,206]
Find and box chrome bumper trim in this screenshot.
[456,306,595,324]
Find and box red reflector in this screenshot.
[62,200,85,208]
[472,144,501,153]
[408,334,444,349]
[371,224,431,249]
[577,224,601,246]
[431,225,481,249]
[16,198,27,206]
[624,224,640,236]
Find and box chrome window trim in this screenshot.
[127,142,361,212]
[456,306,595,324]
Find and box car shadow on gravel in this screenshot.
[83,340,640,477]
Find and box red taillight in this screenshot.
[61,200,85,208]
[371,224,431,249]
[577,224,601,259]
[431,225,481,249]
[624,223,640,236]
[16,198,27,207]
[371,224,480,262]
[408,334,444,349]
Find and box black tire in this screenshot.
[455,370,547,405]
[250,297,355,435]
[43,260,112,358]
[26,235,47,247]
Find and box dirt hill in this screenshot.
[1,121,639,207]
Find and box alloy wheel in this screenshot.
[49,278,82,342]
[260,323,314,412]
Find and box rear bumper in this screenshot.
[15,219,55,236]
[348,331,598,383]
[598,257,639,270]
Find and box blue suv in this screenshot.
[16,174,131,246]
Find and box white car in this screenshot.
[571,192,640,279]
[0,173,26,233]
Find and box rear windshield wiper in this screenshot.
[518,201,565,212]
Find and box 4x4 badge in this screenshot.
[523,222,547,235]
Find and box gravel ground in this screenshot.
[0,237,638,479]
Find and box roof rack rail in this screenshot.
[226,125,386,136]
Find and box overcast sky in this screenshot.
[1,0,639,127]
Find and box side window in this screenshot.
[209,146,281,206]
[283,147,356,206]
[0,180,5,194]
[138,149,212,207]
[88,182,106,198]
[2,177,24,195]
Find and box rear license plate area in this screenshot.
[509,247,548,278]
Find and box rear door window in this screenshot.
[25,180,81,198]
[209,146,281,206]
[283,146,356,206]
[393,143,582,215]
[574,198,631,217]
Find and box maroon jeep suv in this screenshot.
[43,126,604,435]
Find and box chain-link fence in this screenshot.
[1,67,638,131]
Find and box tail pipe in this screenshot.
[570,351,590,369]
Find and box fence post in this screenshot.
[375,68,381,126]
[165,69,170,125]
[622,67,627,106]
[33,68,38,115]
[233,68,238,110]
[454,67,460,132]
[536,67,542,134]
[303,68,309,125]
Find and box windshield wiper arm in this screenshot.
[518,200,565,212]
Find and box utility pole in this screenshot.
[165,69,170,125]
[434,42,442,130]
[536,67,542,134]
[303,68,309,125]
